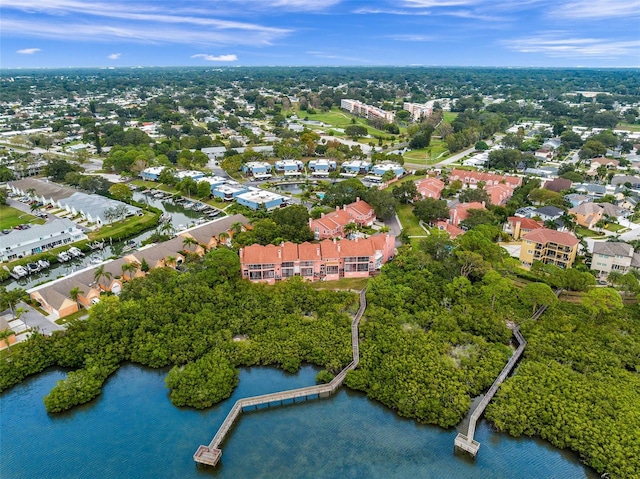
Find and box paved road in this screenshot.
[16,301,65,335]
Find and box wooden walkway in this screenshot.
[194,289,367,467]
[454,297,558,457]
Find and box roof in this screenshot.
[570,202,603,216]
[508,216,542,231]
[592,241,633,258]
[0,218,79,251]
[348,199,374,216]
[544,178,572,193]
[522,228,579,247]
[535,206,564,217]
[10,178,75,202]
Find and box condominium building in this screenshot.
[340,99,395,122]
[519,228,579,269]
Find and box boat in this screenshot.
[159,213,172,223]
[57,252,70,262]
[122,240,137,252]
[37,259,50,269]
[12,265,28,278]
[89,240,105,250]
[27,262,41,274]
[90,257,104,265]
[153,192,165,199]
[68,247,84,258]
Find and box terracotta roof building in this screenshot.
[309,199,376,240]
[519,228,579,269]
[239,234,395,284]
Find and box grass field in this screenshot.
[302,107,402,140]
[0,205,46,230]
[616,122,640,132]
[88,211,159,242]
[308,277,370,291]
[396,203,426,237]
[403,139,449,166]
[443,112,458,123]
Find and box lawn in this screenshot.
[616,122,640,132]
[0,205,45,230]
[575,226,605,238]
[88,211,159,242]
[396,203,427,237]
[308,277,369,291]
[443,112,458,123]
[403,139,449,166]
[302,107,402,139]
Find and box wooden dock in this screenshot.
[454,322,528,457]
[194,289,367,467]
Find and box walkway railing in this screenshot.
[194,289,367,467]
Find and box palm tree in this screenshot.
[182,236,199,252]
[0,329,14,352]
[218,231,230,247]
[165,255,176,268]
[121,262,137,280]
[230,222,243,234]
[93,264,112,287]
[69,287,82,309]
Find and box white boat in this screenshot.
[37,259,50,269]
[159,213,172,223]
[68,247,84,257]
[12,265,28,278]
[57,252,70,262]
[27,262,41,274]
[89,241,105,250]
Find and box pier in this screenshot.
[454,312,538,457]
[194,289,366,467]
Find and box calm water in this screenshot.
[0,364,598,479]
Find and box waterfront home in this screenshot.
[274,160,304,176]
[236,189,287,211]
[176,170,206,181]
[241,162,273,179]
[341,160,371,176]
[210,183,249,201]
[308,159,337,177]
[140,166,166,181]
[239,234,395,284]
[176,214,250,251]
[519,228,579,269]
[0,218,87,262]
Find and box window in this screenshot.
[301,261,314,267]
[301,268,313,276]
[326,265,339,274]
[282,262,294,268]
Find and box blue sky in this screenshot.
[1,0,639,68]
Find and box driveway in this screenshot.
[15,302,65,335]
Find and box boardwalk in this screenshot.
[194,289,367,467]
[454,324,527,456]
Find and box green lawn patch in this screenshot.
[308,277,369,291]
[443,112,458,123]
[88,211,159,242]
[403,139,449,166]
[616,122,640,132]
[575,226,605,237]
[396,204,426,236]
[0,205,45,230]
[303,107,401,139]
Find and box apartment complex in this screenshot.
[309,199,376,240]
[239,234,395,284]
[340,99,395,122]
[519,228,579,269]
[403,102,433,121]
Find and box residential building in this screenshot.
[403,102,433,121]
[448,169,522,189]
[564,194,591,209]
[591,241,640,278]
[176,170,206,181]
[241,162,272,179]
[309,199,376,240]
[590,157,619,170]
[371,162,405,178]
[341,160,371,176]
[274,160,304,176]
[448,201,486,227]
[140,166,166,181]
[485,184,514,205]
[436,221,464,239]
[239,234,395,284]
[533,206,564,222]
[236,189,287,211]
[416,177,445,199]
[340,99,395,122]
[177,214,250,252]
[0,218,87,262]
[308,159,337,176]
[504,216,543,240]
[519,228,579,269]
[570,202,604,229]
[544,178,572,193]
[210,182,249,201]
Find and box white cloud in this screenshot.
[107,53,121,60]
[550,0,640,19]
[403,0,479,6]
[16,48,41,54]
[388,34,435,42]
[503,34,640,58]
[191,54,238,62]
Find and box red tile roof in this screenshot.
[508,216,542,231]
[522,228,579,247]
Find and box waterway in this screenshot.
[3,192,215,291]
[0,364,599,479]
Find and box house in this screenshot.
[371,162,405,178]
[436,221,464,239]
[573,183,608,199]
[236,189,287,211]
[611,175,640,188]
[544,178,572,193]
[308,159,337,177]
[590,157,619,170]
[0,317,17,350]
[0,218,87,262]
[241,162,272,179]
[416,177,445,199]
[448,169,522,189]
[239,234,395,284]
[210,183,249,201]
[341,160,371,176]
[485,184,514,205]
[309,199,376,240]
[591,241,640,278]
[519,228,579,269]
[274,160,304,176]
[564,194,591,209]
[570,203,604,229]
[535,148,554,161]
[176,170,206,181]
[533,206,564,222]
[176,214,250,251]
[448,201,486,227]
[504,216,543,240]
[140,166,166,181]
